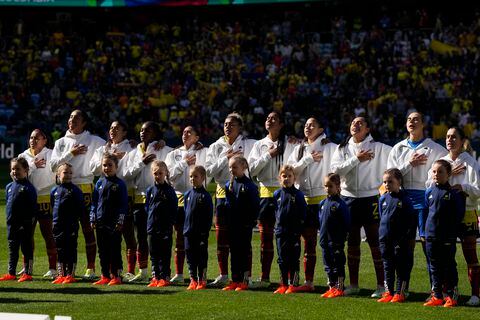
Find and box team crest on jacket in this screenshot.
[290,195,296,204]
[443,193,450,200]
[175,155,182,161]
[397,201,402,208]
[111,184,118,192]
[331,205,337,212]
[19,186,25,193]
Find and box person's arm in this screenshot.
[286,144,313,176]
[168,187,179,227]
[330,145,359,176]
[50,139,74,172]
[203,192,214,235]
[90,180,100,225]
[89,146,104,177]
[165,150,188,182]
[387,145,413,175]
[117,180,129,228]
[123,148,145,179]
[205,144,229,178]
[248,142,271,178]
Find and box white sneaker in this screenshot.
[129,268,148,282]
[344,285,360,296]
[466,295,480,306]
[16,268,25,276]
[83,268,97,280]
[248,279,270,289]
[208,274,229,287]
[371,286,386,298]
[43,269,58,279]
[170,274,184,284]
[122,272,135,282]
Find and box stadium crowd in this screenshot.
[0,6,480,147]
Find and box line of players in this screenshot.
[2,109,479,307]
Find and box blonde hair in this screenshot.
[151,160,171,185]
[56,162,73,185]
[228,155,250,191]
[191,165,207,187]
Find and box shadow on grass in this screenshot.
[0,297,70,304]
[0,286,178,295]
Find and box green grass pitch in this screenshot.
[0,191,478,320]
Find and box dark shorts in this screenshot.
[459,210,480,238]
[341,195,379,227]
[37,201,52,220]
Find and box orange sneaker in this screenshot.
[93,275,111,285]
[423,296,444,307]
[321,288,334,298]
[187,280,198,290]
[328,288,344,298]
[235,283,248,291]
[377,292,394,303]
[0,274,16,281]
[18,274,33,282]
[52,276,65,284]
[274,285,288,294]
[62,275,77,284]
[196,281,207,290]
[391,293,406,303]
[108,277,122,286]
[222,282,238,291]
[147,279,159,287]
[443,297,457,308]
[157,279,170,287]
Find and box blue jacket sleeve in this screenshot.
[90,180,101,223]
[297,191,307,226]
[168,187,178,226]
[249,183,260,224]
[454,190,466,226]
[203,192,214,234]
[28,184,38,219]
[145,187,151,214]
[341,201,351,232]
[117,180,129,225]
[75,187,85,221]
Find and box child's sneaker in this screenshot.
[93,275,111,285]
[321,288,334,298]
[235,283,248,291]
[18,274,33,282]
[170,274,184,284]
[108,277,122,286]
[196,281,207,290]
[52,276,65,284]
[147,279,159,287]
[83,269,97,280]
[156,279,170,287]
[274,285,288,294]
[187,279,198,290]
[344,285,360,296]
[130,269,148,282]
[328,288,344,298]
[377,292,393,303]
[62,275,77,284]
[423,296,444,306]
[222,282,238,291]
[443,297,457,308]
[43,269,57,279]
[0,274,16,281]
[209,274,229,288]
[371,286,386,298]
[390,293,406,303]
